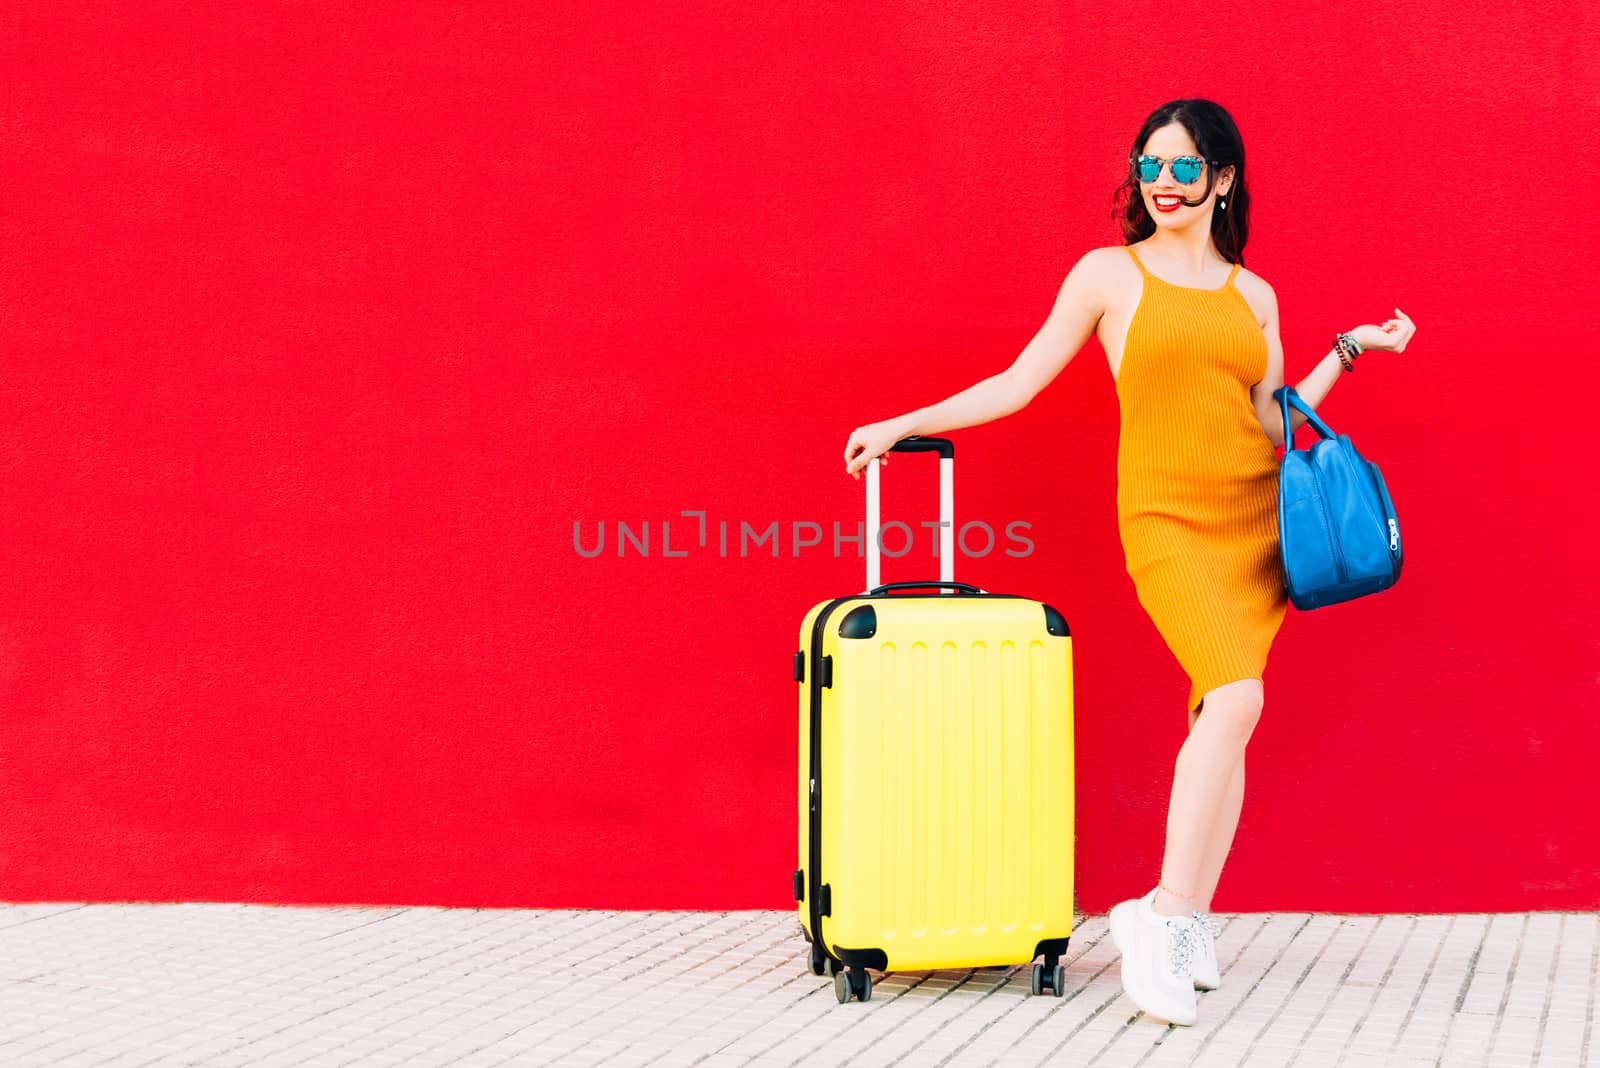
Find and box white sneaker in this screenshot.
[1109,888,1200,1026]
[1190,911,1221,991]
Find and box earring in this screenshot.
[1219,196,1227,211]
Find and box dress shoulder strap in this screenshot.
[1225,261,1241,285]
[1125,245,1151,275]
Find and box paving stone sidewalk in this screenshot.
[1,905,1595,1067]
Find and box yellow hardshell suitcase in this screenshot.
[795,436,1075,1003]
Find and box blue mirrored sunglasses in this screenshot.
[1133,154,1220,185]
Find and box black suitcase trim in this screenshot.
[804,594,854,961]
[834,945,889,972]
[1034,937,1070,962]
[834,941,1069,975]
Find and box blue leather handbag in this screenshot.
[1274,387,1402,610]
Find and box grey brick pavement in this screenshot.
[1,905,1595,1066]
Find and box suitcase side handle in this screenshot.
[868,580,984,596]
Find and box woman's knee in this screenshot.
[1201,679,1264,742]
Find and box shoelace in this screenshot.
[1163,918,1203,975]
[1191,911,1222,942]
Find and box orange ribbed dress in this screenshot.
[1115,244,1286,713]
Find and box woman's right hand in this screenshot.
[843,419,909,480]
[1348,308,1416,354]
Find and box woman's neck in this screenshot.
[1138,229,1223,272]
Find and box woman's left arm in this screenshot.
[1247,278,1417,448]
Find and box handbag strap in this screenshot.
[1275,386,1337,452]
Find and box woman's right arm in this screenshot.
[843,249,1108,478]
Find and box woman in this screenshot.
[840,98,1415,1026]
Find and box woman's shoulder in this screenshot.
[1231,264,1278,325]
[1067,244,1140,283]
[1232,263,1275,300]
[1067,243,1130,263]
[1088,242,1138,264]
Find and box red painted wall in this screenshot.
[4,3,1597,913]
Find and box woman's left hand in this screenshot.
[1349,307,1416,354]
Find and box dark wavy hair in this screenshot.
[1112,99,1249,265]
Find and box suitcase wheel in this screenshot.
[1031,962,1066,997]
[809,942,828,976]
[833,967,872,1003]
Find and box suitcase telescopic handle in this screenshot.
[865,435,957,593]
[868,581,983,595]
[885,437,955,458]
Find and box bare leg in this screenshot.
[1192,750,1244,915]
[1151,679,1263,917]
[1187,696,1246,915]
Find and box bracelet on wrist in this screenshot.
[1333,332,1361,373]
